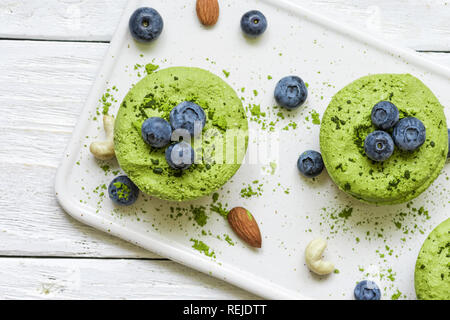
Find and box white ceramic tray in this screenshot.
[55,0,450,299]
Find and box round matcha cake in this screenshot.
[415,218,450,300]
[320,74,448,205]
[114,67,249,201]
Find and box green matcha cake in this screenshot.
[320,74,448,205]
[114,67,248,201]
[415,218,450,300]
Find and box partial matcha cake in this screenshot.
[320,74,448,205]
[415,218,450,300]
[115,67,248,201]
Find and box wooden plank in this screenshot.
[0,40,449,259]
[0,0,126,42]
[0,0,449,50]
[0,40,157,258]
[0,257,258,299]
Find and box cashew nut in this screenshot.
[305,238,335,275]
[90,115,115,160]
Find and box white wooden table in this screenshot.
[0,0,449,299]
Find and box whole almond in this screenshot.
[227,207,262,248]
[196,0,219,26]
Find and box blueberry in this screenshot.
[129,7,164,42]
[108,176,139,206]
[392,117,426,151]
[364,131,394,162]
[165,142,195,170]
[297,150,324,178]
[354,280,381,300]
[275,76,308,110]
[371,101,399,130]
[447,128,450,159]
[141,117,172,148]
[170,101,206,137]
[240,10,267,37]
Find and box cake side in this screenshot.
[415,218,450,300]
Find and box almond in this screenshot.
[196,0,219,26]
[227,207,262,248]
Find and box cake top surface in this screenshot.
[320,74,448,204]
[114,67,248,201]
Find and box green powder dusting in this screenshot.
[240,181,263,199]
[112,182,131,200]
[250,104,266,118]
[246,104,297,132]
[270,162,277,175]
[417,206,430,219]
[98,87,118,116]
[224,234,235,246]
[386,268,396,281]
[92,183,108,213]
[338,207,353,219]
[240,186,258,198]
[210,202,228,218]
[222,70,230,78]
[190,239,215,258]
[317,200,439,299]
[145,63,159,74]
[282,121,297,131]
[191,205,208,227]
[311,110,321,125]
[391,289,402,300]
[276,111,285,120]
[100,164,110,175]
[392,205,431,235]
